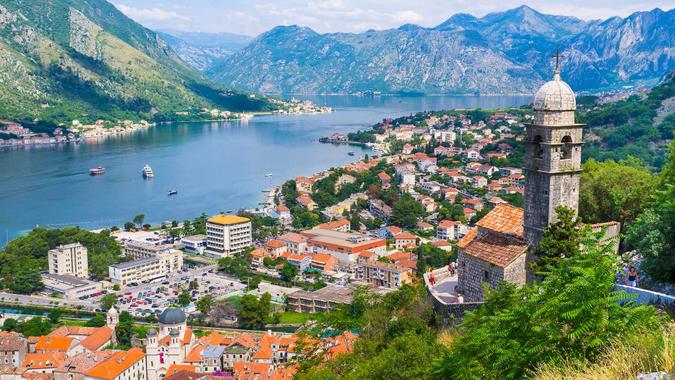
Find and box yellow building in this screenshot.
[205,215,252,258]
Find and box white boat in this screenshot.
[142,164,154,178]
[168,189,177,196]
[265,173,273,177]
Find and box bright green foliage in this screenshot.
[115,311,135,348]
[178,289,191,307]
[531,206,581,277]
[626,140,675,283]
[238,293,272,330]
[86,314,107,327]
[391,194,425,228]
[218,256,250,278]
[415,243,455,274]
[280,263,298,282]
[579,158,658,229]
[296,285,444,379]
[196,295,213,314]
[47,308,64,324]
[432,230,661,380]
[99,294,117,310]
[2,317,52,337]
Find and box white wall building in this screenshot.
[109,250,183,287]
[48,243,89,279]
[205,215,252,258]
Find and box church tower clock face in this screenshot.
[524,59,583,247]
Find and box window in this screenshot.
[533,135,544,159]
[561,136,572,159]
[484,270,490,281]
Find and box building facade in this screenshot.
[48,243,89,279]
[205,215,252,258]
[109,250,183,286]
[355,261,412,289]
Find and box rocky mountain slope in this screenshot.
[0,0,272,124]
[158,31,251,71]
[205,6,674,95]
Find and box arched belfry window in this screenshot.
[561,135,572,159]
[533,135,544,159]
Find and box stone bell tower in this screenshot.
[523,60,584,247]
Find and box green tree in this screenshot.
[100,293,117,310]
[531,206,582,277]
[47,308,64,324]
[178,289,192,307]
[579,158,658,230]
[115,311,135,348]
[124,222,135,231]
[279,263,298,282]
[132,214,145,227]
[431,229,660,380]
[391,195,425,228]
[196,295,213,314]
[2,318,18,332]
[18,318,52,337]
[350,212,361,231]
[86,314,107,327]
[239,294,268,330]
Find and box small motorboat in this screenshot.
[265,173,273,177]
[89,167,105,175]
[348,151,355,156]
[168,190,178,196]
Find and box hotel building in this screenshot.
[48,243,89,279]
[205,215,252,258]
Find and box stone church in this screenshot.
[457,65,619,302]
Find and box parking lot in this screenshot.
[89,265,246,318]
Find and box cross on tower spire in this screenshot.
[550,47,563,80]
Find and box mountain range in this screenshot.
[157,31,252,71]
[198,5,674,95]
[0,0,272,124]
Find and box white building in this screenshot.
[180,235,207,254]
[48,243,89,279]
[109,250,183,287]
[146,308,195,380]
[205,215,252,258]
[41,273,102,300]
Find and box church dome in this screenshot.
[158,307,187,325]
[532,70,576,111]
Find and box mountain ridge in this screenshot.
[201,6,674,95]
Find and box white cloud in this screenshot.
[114,4,190,22]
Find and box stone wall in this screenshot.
[458,251,505,302]
[503,253,527,286]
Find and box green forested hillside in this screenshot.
[579,72,675,169]
[0,0,275,126]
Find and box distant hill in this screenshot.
[204,5,674,95]
[158,31,252,71]
[0,0,273,124]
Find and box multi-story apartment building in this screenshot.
[205,215,252,258]
[355,261,413,289]
[300,228,387,265]
[286,286,353,313]
[48,243,89,279]
[123,240,167,259]
[108,250,183,286]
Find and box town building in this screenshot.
[146,308,195,380]
[310,253,339,272]
[277,233,308,254]
[123,240,168,259]
[437,220,460,241]
[316,219,350,232]
[286,286,353,313]
[48,243,89,279]
[368,199,392,222]
[301,228,387,264]
[280,252,312,272]
[180,235,207,255]
[0,331,27,371]
[109,250,183,287]
[41,273,102,300]
[266,239,289,257]
[355,261,413,289]
[392,233,417,250]
[85,347,147,380]
[205,215,252,258]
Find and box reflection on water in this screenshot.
[0,95,529,245]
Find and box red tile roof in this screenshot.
[463,232,527,267]
[84,348,145,380]
[79,326,112,352]
[475,204,524,237]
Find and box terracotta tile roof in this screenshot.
[164,371,202,380]
[166,364,196,376]
[233,362,271,380]
[54,351,112,375]
[35,336,73,352]
[80,326,112,352]
[183,328,193,346]
[359,250,374,258]
[387,251,413,262]
[250,249,270,258]
[271,365,296,380]
[278,232,306,244]
[438,220,458,228]
[457,227,478,248]
[311,253,337,264]
[234,333,257,349]
[22,352,67,370]
[318,220,350,230]
[85,348,145,380]
[184,344,205,363]
[432,240,451,247]
[387,226,402,234]
[198,332,229,346]
[266,239,287,249]
[277,204,290,212]
[397,259,418,271]
[0,331,26,350]
[394,233,417,240]
[463,232,528,267]
[475,204,524,237]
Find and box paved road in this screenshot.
[0,291,97,312]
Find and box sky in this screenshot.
[113,0,674,36]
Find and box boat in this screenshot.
[348,151,355,156]
[265,173,273,177]
[89,167,105,175]
[168,190,177,196]
[142,164,154,178]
